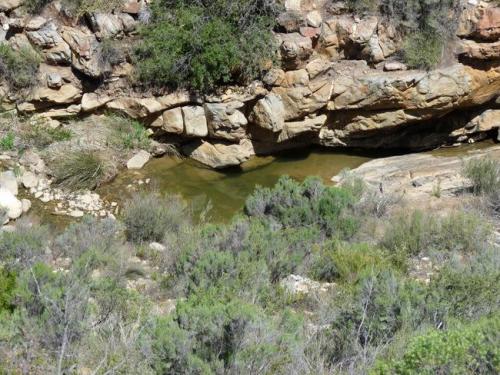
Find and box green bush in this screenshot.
[0,45,41,90]
[374,314,500,374]
[26,0,125,15]
[123,192,189,243]
[135,0,280,91]
[0,132,15,151]
[52,150,111,191]
[0,268,16,312]
[402,30,443,70]
[463,157,500,196]
[245,176,359,238]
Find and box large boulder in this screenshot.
[0,171,18,196]
[31,84,82,105]
[161,107,184,134]
[185,139,255,169]
[250,94,286,132]
[0,188,23,220]
[61,26,102,78]
[205,101,248,141]
[182,106,208,137]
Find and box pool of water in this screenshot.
[98,141,496,222]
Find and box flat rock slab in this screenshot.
[333,145,500,201]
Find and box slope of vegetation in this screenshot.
[0,159,498,373]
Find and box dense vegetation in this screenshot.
[348,0,460,69]
[0,157,498,373]
[0,45,41,91]
[135,0,281,91]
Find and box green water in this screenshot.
[98,147,374,221]
[24,140,495,227]
[98,141,495,221]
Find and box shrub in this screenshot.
[0,45,41,90]
[52,150,111,191]
[463,157,500,195]
[402,30,443,69]
[135,0,280,92]
[245,176,359,238]
[0,132,15,151]
[0,268,16,312]
[374,314,500,374]
[123,192,189,243]
[0,222,49,270]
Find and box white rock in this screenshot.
[0,171,18,196]
[306,11,322,28]
[0,188,23,220]
[21,199,32,213]
[149,242,166,252]
[69,209,84,218]
[21,171,39,189]
[127,150,151,169]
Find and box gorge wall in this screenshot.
[0,0,499,168]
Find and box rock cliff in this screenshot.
[0,0,499,168]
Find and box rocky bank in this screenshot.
[0,0,498,170]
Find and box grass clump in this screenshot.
[26,0,125,15]
[463,157,500,196]
[105,115,151,150]
[123,192,189,243]
[20,123,72,149]
[135,0,281,92]
[0,132,15,151]
[52,151,109,191]
[0,45,41,91]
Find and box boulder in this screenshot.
[205,101,248,141]
[0,0,23,12]
[278,32,314,69]
[384,61,407,71]
[161,107,184,134]
[31,84,82,105]
[21,198,31,213]
[279,114,327,142]
[88,13,123,38]
[185,139,255,169]
[21,171,39,189]
[182,106,208,137]
[46,72,62,89]
[61,26,102,78]
[462,109,500,134]
[306,10,322,27]
[0,188,22,220]
[332,145,500,201]
[0,171,18,195]
[81,93,112,112]
[250,94,286,132]
[106,97,163,118]
[126,150,151,169]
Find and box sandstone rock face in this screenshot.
[0,2,498,169]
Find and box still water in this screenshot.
[98,141,495,222]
